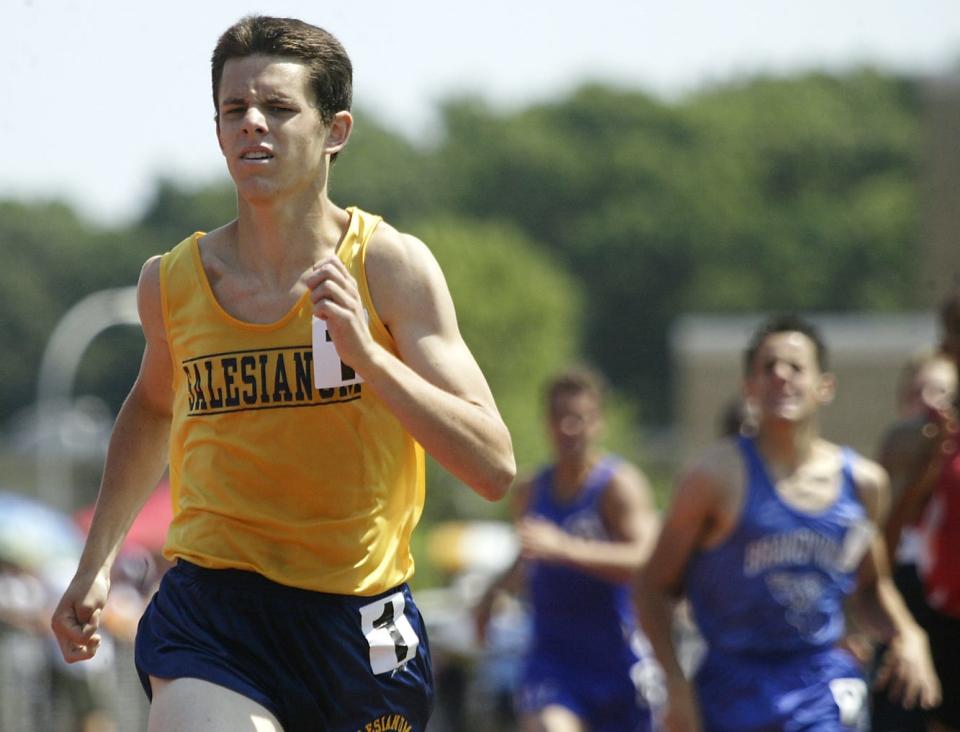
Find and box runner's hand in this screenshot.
[873,625,941,709]
[517,516,569,563]
[306,256,373,376]
[50,569,110,663]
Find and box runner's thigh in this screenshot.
[148,676,284,732]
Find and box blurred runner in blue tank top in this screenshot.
[475,366,662,732]
[637,314,941,732]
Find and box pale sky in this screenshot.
[4,0,959,224]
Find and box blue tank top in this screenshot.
[686,436,873,660]
[525,456,640,671]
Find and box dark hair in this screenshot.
[718,397,751,438]
[545,366,607,411]
[940,289,960,334]
[743,314,829,375]
[211,15,352,125]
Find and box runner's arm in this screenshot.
[877,416,945,556]
[50,256,173,662]
[307,229,514,500]
[517,461,659,583]
[635,460,723,732]
[847,457,941,710]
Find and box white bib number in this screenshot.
[359,593,419,675]
[829,677,868,728]
[312,316,364,389]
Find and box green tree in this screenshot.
[0,201,150,420]
[329,110,439,222]
[681,69,920,311]
[426,71,923,420]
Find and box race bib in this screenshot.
[312,315,364,389]
[359,593,419,675]
[829,677,868,729]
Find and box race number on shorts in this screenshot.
[359,593,419,675]
[829,677,868,728]
[312,315,364,389]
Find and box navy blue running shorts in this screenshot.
[518,655,653,732]
[135,560,434,732]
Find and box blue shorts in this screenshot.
[695,647,867,732]
[134,560,433,732]
[517,655,653,732]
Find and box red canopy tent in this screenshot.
[75,479,173,554]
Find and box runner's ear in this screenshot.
[324,111,353,156]
[816,373,836,406]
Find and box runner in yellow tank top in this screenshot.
[51,16,515,732]
[160,208,425,595]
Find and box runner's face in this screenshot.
[745,331,832,424]
[548,391,602,459]
[901,358,958,417]
[216,55,330,202]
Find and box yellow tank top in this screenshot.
[159,207,425,594]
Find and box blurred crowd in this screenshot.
[0,488,170,732]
